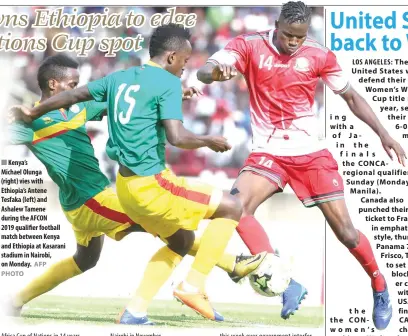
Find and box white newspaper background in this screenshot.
[326,5,407,336]
[0,2,406,336]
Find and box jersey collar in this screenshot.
[268,29,281,54]
[147,60,162,68]
[268,29,303,57]
[145,60,180,80]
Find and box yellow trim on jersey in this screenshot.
[147,60,162,68]
[32,108,87,144]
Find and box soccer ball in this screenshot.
[249,253,291,297]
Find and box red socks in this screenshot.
[349,230,386,292]
[236,215,274,255]
[237,217,384,291]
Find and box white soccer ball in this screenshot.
[249,253,291,297]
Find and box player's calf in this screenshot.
[319,200,359,249]
[333,220,359,249]
[229,171,279,254]
[173,194,240,319]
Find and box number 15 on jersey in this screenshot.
[114,83,140,125]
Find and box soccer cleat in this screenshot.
[173,282,224,321]
[228,252,268,283]
[116,309,154,325]
[372,285,392,330]
[281,279,308,319]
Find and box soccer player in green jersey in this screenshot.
[9,47,264,324]
[6,53,147,315]
[10,24,246,323]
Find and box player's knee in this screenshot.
[73,252,100,272]
[230,191,254,216]
[218,194,242,221]
[167,230,195,257]
[85,258,99,270]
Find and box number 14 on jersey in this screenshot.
[259,54,273,70]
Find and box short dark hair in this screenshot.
[280,1,312,24]
[149,23,191,58]
[37,53,79,90]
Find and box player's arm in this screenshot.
[85,101,108,121]
[197,62,237,84]
[163,119,230,152]
[160,79,230,152]
[10,86,93,123]
[6,122,34,145]
[341,87,406,165]
[10,74,110,123]
[182,86,202,100]
[197,35,247,84]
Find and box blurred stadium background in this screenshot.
[4,5,325,182]
[0,6,325,326]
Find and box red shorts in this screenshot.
[240,149,344,207]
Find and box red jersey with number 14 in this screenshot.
[208,30,350,156]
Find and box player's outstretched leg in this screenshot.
[117,229,193,325]
[173,192,242,321]
[319,200,392,330]
[115,169,241,323]
[231,171,308,318]
[8,236,104,316]
[231,171,278,255]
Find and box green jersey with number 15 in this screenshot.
[87,61,183,176]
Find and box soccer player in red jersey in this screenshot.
[197,1,405,330]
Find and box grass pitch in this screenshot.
[15,295,323,328]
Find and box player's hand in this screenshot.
[381,134,406,166]
[205,135,232,153]
[182,86,203,100]
[8,105,33,124]
[211,64,238,82]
